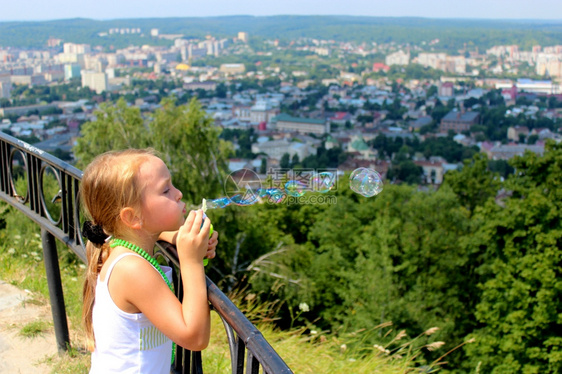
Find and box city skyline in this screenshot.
[2,0,562,22]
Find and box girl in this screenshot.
[81,148,218,373]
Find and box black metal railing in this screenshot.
[0,131,292,374]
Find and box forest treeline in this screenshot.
[1,16,562,52]
[63,97,562,372]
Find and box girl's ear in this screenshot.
[120,207,143,230]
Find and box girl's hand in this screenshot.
[206,231,218,260]
[176,210,211,264]
[158,215,217,262]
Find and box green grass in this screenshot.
[19,320,52,338]
[40,346,91,374]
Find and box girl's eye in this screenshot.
[163,188,170,194]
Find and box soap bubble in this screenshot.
[206,197,231,209]
[224,169,261,206]
[229,190,259,206]
[285,180,307,197]
[349,168,383,197]
[261,188,286,203]
[309,171,335,193]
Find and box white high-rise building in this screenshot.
[81,71,108,94]
[0,75,11,98]
[63,43,91,55]
[536,53,562,78]
[385,50,410,66]
[64,64,81,80]
[238,31,249,43]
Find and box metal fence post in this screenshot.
[41,228,70,352]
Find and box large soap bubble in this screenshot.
[349,167,383,197]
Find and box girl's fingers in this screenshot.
[206,248,216,259]
[192,210,204,233]
[209,231,219,242]
[177,210,214,261]
[182,210,197,232]
[199,213,211,237]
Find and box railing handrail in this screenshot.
[0,131,293,374]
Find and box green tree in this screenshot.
[149,97,231,203]
[291,154,300,168]
[215,82,227,99]
[73,98,148,169]
[251,182,475,366]
[280,153,291,169]
[464,141,562,373]
[387,156,423,184]
[488,159,515,179]
[443,153,501,214]
[73,97,231,204]
[429,101,450,124]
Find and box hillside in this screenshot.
[1,16,562,51]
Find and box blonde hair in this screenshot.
[80,148,158,350]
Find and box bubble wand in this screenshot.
[200,198,214,266]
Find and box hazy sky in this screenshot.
[3,0,562,21]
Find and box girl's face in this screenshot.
[137,156,186,234]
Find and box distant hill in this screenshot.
[1,16,562,52]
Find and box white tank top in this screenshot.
[90,253,173,374]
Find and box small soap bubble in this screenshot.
[206,197,231,209]
[229,193,258,206]
[310,172,335,193]
[264,188,286,203]
[285,180,307,197]
[224,169,261,206]
[349,167,383,197]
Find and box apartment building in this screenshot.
[237,32,249,43]
[273,114,329,135]
[251,138,316,160]
[536,53,562,79]
[417,53,447,69]
[507,126,530,142]
[81,71,108,94]
[486,144,545,160]
[0,74,12,98]
[249,101,279,124]
[64,64,81,81]
[414,160,445,184]
[220,63,246,75]
[439,110,480,133]
[417,53,466,74]
[63,43,91,55]
[438,82,454,97]
[385,50,410,66]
